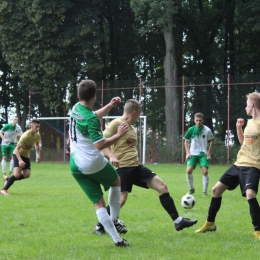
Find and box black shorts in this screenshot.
[219,165,240,191]
[238,166,260,197]
[13,154,31,170]
[117,165,156,192]
[219,164,260,197]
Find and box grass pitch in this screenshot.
[0,162,258,260]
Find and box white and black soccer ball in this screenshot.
[181,195,195,209]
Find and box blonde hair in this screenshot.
[124,99,141,114]
[247,92,260,109]
[194,112,204,119]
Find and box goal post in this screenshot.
[38,116,147,164]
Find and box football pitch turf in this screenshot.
[0,162,259,260]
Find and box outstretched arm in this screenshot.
[95,97,121,119]
[236,118,245,145]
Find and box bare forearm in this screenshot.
[237,128,244,145]
[95,104,113,119]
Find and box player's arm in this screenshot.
[14,143,26,168]
[0,131,8,143]
[35,142,41,163]
[184,139,191,160]
[236,118,245,145]
[206,139,214,159]
[102,147,119,167]
[95,97,121,119]
[94,123,128,150]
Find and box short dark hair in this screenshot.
[124,99,141,113]
[78,80,96,101]
[31,119,40,124]
[194,112,204,119]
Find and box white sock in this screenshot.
[9,159,14,172]
[174,216,183,224]
[2,159,6,174]
[186,173,194,189]
[96,207,121,243]
[203,175,209,193]
[108,186,121,222]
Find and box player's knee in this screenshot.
[212,185,221,197]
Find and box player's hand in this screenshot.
[186,153,191,160]
[236,118,244,128]
[19,160,26,168]
[117,123,129,136]
[109,155,119,168]
[110,97,121,107]
[36,156,41,163]
[3,138,9,144]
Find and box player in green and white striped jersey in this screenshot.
[0,116,23,180]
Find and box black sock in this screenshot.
[159,193,179,221]
[4,175,17,190]
[207,197,222,222]
[248,198,260,231]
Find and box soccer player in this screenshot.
[0,115,23,180]
[1,119,41,195]
[69,79,129,247]
[184,112,214,195]
[93,99,198,235]
[195,92,260,240]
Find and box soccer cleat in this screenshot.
[9,171,12,176]
[187,188,195,195]
[115,238,129,247]
[114,219,128,234]
[175,218,198,231]
[1,189,9,195]
[254,231,260,239]
[93,222,106,235]
[203,192,207,196]
[195,221,217,233]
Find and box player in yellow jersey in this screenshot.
[93,99,197,235]
[1,119,41,195]
[196,92,260,240]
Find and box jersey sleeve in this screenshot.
[86,115,104,143]
[184,128,192,140]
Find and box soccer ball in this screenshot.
[181,195,195,209]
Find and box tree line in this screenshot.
[0,0,260,161]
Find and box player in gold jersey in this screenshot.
[1,119,41,195]
[196,92,260,240]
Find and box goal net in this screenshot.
[38,116,147,164]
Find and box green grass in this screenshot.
[0,163,259,260]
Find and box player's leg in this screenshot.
[145,172,197,231]
[186,156,197,194]
[195,165,239,233]
[72,169,129,247]
[239,167,260,239]
[93,163,128,235]
[1,146,8,177]
[200,155,210,195]
[1,155,30,195]
[9,144,16,175]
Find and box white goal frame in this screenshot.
[38,116,147,164]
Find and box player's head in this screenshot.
[77,80,96,102]
[246,92,260,116]
[194,112,204,129]
[11,115,18,125]
[124,99,142,123]
[30,119,41,133]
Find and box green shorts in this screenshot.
[71,162,119,204]
[187,154,209,169]
[1,143,16,157]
